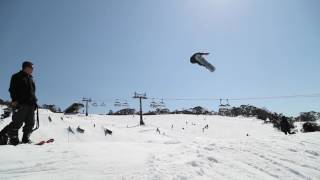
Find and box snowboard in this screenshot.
[0,137,54,146]
[35,138,55,145]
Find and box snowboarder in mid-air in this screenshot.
[0,61,38,145]
[190,52,216,72]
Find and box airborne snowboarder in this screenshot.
[190,52,216,72]
[0,61,38,145]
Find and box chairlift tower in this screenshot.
[133,92,147,126]
[114,99,122,107]
[219,99,231,116]
[150,98,157,109]
[82,97,92,116]
[159,99,166,108]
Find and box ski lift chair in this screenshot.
[92,102,98,107]
[114,99,121,107]
[122,101,129,108]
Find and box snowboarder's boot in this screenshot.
[0,127,9,145]
[22,132,32,144]
[7,131,19,146]
[0,133,8,145]
[8,135,19,146]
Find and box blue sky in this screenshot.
[0,0,319,116]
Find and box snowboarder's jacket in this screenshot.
[9,71,37,106]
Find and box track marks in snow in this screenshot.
[142,133,320,180]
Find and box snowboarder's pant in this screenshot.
[3,105,35,136]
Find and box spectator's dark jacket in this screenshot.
[280,119,290,132]
[9,71,37,106]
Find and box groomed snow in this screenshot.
[0,108,319,180]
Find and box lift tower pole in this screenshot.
[82,97,92,116]
[133,92,147,126]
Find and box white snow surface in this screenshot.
[0,108,320,180]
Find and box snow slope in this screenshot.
[0,108,320,180]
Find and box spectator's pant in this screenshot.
[2,105,35,137]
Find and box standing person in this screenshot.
[0,61,38,145]
[280,116,291,135]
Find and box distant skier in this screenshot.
[190,52,216,72]
[0,61,38,145]
[280,116,292,135]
